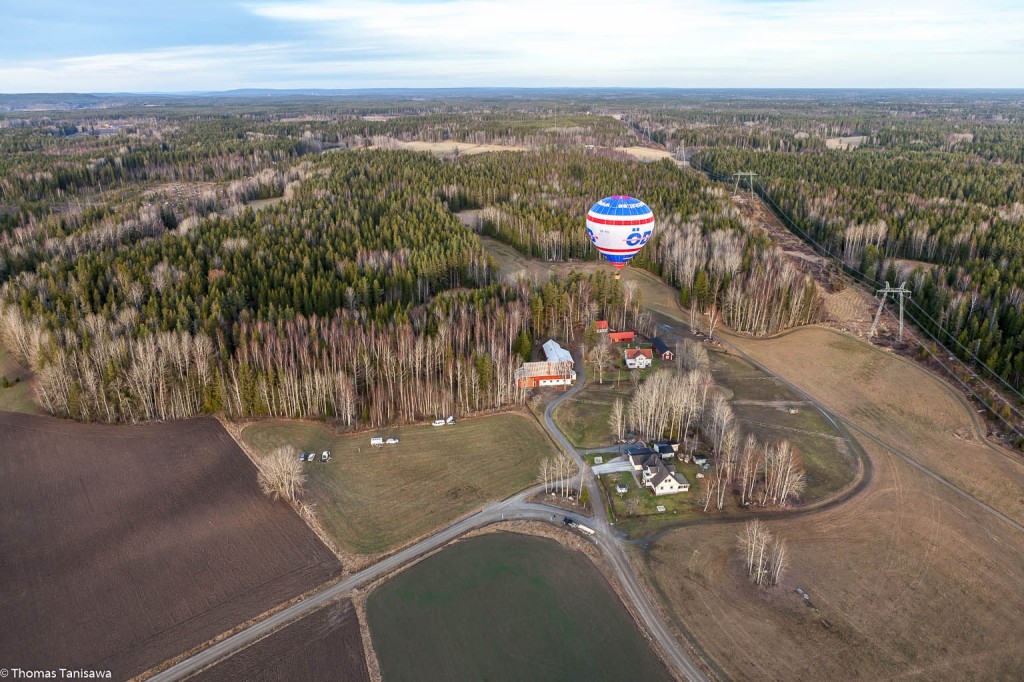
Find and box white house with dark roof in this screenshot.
[626,445,689,496]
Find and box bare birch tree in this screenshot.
[257,446,306,502]
[609,397,625,441]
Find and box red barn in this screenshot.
[608,331,635,343]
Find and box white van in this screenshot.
[432,419,446,427]
[370,437,384,446]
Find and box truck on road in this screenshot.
[563,517,596,536]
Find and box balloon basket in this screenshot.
[614,272,621,281]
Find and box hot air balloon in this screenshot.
[586,195,655,279]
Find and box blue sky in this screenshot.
[1,0,1021,92]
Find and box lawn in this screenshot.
[0,346,38,414]
[367,532,674,682]
[242,412,559,555]
[601,465,704,525]
[552,381,636,448]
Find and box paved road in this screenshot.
[543,358,711,682]
[150,488,563,681]
[153,356,711,682]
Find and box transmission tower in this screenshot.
[732,172,758,198]
[869,281,912,342]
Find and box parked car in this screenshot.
[445,416,455,425]
[432,419,446,426]
[306,452,317,462]
[321,451,331,462]
[298,451,307,461]
[385,438,399,444]
[370,437,384,446]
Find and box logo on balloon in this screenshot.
[625,230,652,247]
[587,228,598,244]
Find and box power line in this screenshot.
[691,158,1024,430]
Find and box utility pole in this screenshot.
[732,172,758,198]
[869,281,912,342]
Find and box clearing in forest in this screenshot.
[0,346,38,414]
[0,413,339,680]
[241,412,558,555]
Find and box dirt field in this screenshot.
[647,437,1024,681]
[725,326,1024,525]
[0,346,38,414]
[367,532,674,682]
[190,599,369,682]
[0,412,340,679]
[241,413,558,556]
[613,146,676,162]
[370,138,527,156]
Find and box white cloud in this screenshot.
[243,0,1024,87]
[0,44,294,92]
[0,0,1021,90]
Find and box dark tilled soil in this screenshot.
[0,412,340,680]
[189,599,369,682]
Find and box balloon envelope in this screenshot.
[586,196,655,270]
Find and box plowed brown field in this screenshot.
[190,599,368,682]
[0,412,340,679]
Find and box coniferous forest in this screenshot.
[0,91,1020,427]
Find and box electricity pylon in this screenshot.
[869,281,912,342]
[732,172,758,197]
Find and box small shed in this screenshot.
[608,331,635,343]
[596,320,609,333]
[651,337,673,361]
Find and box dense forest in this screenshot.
[694,145,1024,395]
[1,92,1019,428]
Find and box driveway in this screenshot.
[592,457,633,475]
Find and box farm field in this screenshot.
[367,532,674,682]
[0,346,37,414]
[190,599,369,682]
[242,413,558,555]
[725,326,1024,525]
[0,412,340,679]
[646,439,1024,681]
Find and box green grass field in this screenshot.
[367,532,674,682]
[552,381,636,448]
[709,350,858,503]
[731,403,858,502]
[0,346,38,414]
[241,413,558,555]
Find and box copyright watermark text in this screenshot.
[0,670,112,679]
